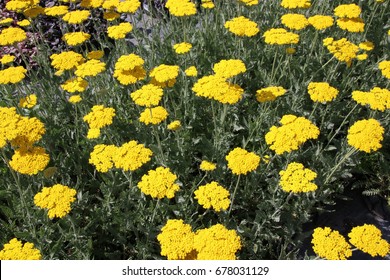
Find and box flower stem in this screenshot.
[229,174,241,215]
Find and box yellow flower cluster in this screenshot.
[87,50,104,60]
[323,37,359,66]
[263,28,300,45]
[9,146,50,175]
[116,0,141,13]
[307,82,339,103]
[280,0,311,9]
[19,94,37,108]
[44,5,69,16]
[224,16,260,37]
[212,59,246,79]
[185,66,198,77]
[1,107,22,147]
[165,0,196,17]
[279,162,318,193]
[69,95,82,104]
[309,14,333,30]
[352,87,390,111]
[348,224,390,257]
[130,84,164,107]
[62,10,90,24]
[194,181,230,212]
[114,140,153,172]
[114,53,146,85]
[265,115,320,154]
[167,120,181,130]
[378,60,390,79]
[50,51,84,71]
[281,14,309,30]
[194,224,242,260]
[336,18,365,33]
[0,26,27,46]
[149,64,179,88]
[200,160,216,171]
[333,4,361,18]
[6,0,39,12]
[158,220,241,260]
[347,119,384,153]
[61,77,88,93]
[139,106,169,125]
[0,66,27,84]
[173,42,192,54]
[0,238,41,260]
[83,105,116,139]
[107,22,133,39]
[311,227,352,260]
[256,86,287,102]
[334,4,364,33]
[34,184,77,219]
[62,31,90,46]
[89,144,118,172]
[225,147,260,175]
[11,117,45,148]
[239,0,258,6]
[157,219,196,260]
[75,59,106,78]
[0,54,15,64]
[137,166,180,199]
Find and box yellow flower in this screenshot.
[11,117,45,148]
[356,53,368,61]
[184,66,198,77]
[62,10,90,24]
[149,64,180,83]
[130,84,164,107]
[137,166,180,199]
[311,227,352,260]
[19,94,37,108]
[256,86,287,102]
[348,224,390,257]
[80,0,104,8]
[24,6,44,18]
[69,95,82,104]
[0,18,13,25]
[75,59,106,78]
[117,0,141,13]
[334,4,361,18]
[224,16,260,37]
[0,66,27,84]
[194,181,230,212]
[50,51,84,71]
[62,31,90,46]
[239,0,258,6]
[0,54,15,64]
[165,0,196,17]
[307,82,339,103]
[213,59,246,79]
[263,28,299,45]
[103,11,120,21]
[352,87,390,111]
[89,144,118,172]
[0,26,26,46]
[226,147,260,175]
[347,119,384,153]
[199,160,216,171]
[336,18,365,33]
[308,15,334,30]
[113,140,153,172]
[34,184,77,219]
[201,0,214,8]
[192,75,244,104]
[9,146,50,175]
[157,219,195,260]
[359,41,374,51]
[83,105,115,137]
[281,13,309,30]
[139,106,168,125]
[0,107,22,148]
[87,50,104,60]
[173,42,192,54]
[280,0,311,9]
[378,60,390,79]
[279,162,317,193]
[107,22,133,39]
[323,37,359,65]
[113,53,146,85]
[61,77,88,93]
[265,115,320,154]
[194,224,241,260]
[44,5,69,16]
[167,120,181,131]
[0,238,41,260]
[17,19,31,27]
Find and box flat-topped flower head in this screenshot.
[334,4,361,18]
[347,119,384,153]
[225,147,260,175]
[89,144,118,172]
[281,13,309,30]
[9,146,50,175]
[200,160,216,171]
[137,167,180,199]
[130,84,164,107]
[75,59,106,78]
[139,106,168,125]
[61,77,88,93]
[0,27,27,46]
[279,162,317,193]
[312,227,352,260]
[224,16,259,37]
[173,42,192,54]
[63,31,90,46]
[0,238,41,260]
[165,0,196,17]
[0,66,27,84]
[113,140,153,172]
[50,51,84,71]
[256,86,287,102]
[308,15,334,30]
[348,224,390,257]
[352,87,390,111]
[62,10,90,24]
[194,181,230,212]
[263,28,299,45]
[213,59,246,79]
[281,0,311,9]
[307,82,339,103]
[107,22,133,39]
[378,60,390,79]
[114,53,146,85]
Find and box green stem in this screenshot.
[229,174,241,214]
[324,148,356,185]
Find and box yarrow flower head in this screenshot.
[173,42,192,54]
[281,0,311,9]
[239,0,258,6]
[0,66,27,84]
[149,64,179,87]
[0,238,41,260]
[225,147,260,175]
[167,120,181,131]
[139,106,168,125]
[323,37,359,66]
[311,227,352,260]
[263,28,299,45]
[61,77,88,93]
[265,115,320,154]
[9,146,50,175]
[279,162,317,193]
[200,160,216,171]
[212,59,246,79]
[137,166,180,199]
[194,181,230,212]
[256,86,287,102]
[347,119,384,153]
[113,140,153,172]
[34,184,77,219]
[83,105,116,139]
[0,54,15,64]
[336,18,365,33]
[62,10,90,24]
[224,16,260,37]
[50,51,84,71]
[185,66,198,77]
[130,84,164,107]
[378,60,390,79]
[281,13,309,30]
[194,224,241,260]
[89,144,118,172]
[308,15,334,30]
[352,87,390,111]
[114,54,146,85]
[0,27,27,46]
[75,59,106,78]
[165,0,196,17]
[19,94,37,108]
[334,4,361,18]
[107,22,133,39]
[62,31,90,46]
[157,219,196,260]
[116,0,141,13]
[307,82,339,103]
[348,224,390,257]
